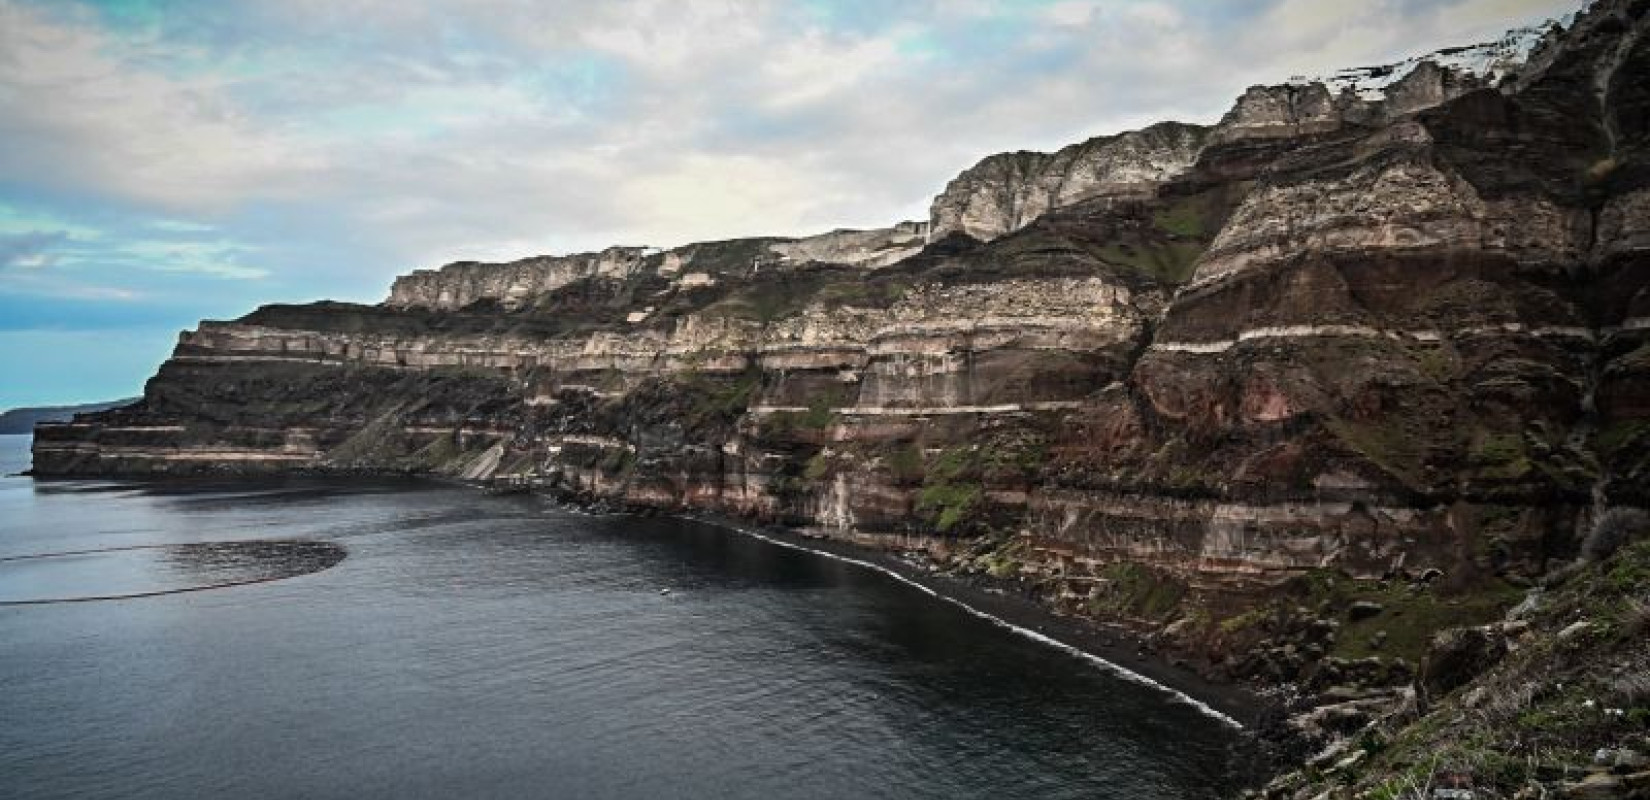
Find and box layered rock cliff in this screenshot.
[927,121,1210,241]
[32,2,1650,786]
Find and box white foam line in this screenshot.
[724,524,1244,729]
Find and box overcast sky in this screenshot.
[0,0,1581,407]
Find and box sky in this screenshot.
[0,0,1582,408]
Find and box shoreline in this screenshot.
[665,508,1263,728]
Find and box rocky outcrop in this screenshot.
[1211,23,1556,147]
[1418,626,1509,704]
[0,398,137,435]
[926,122,1209,242]
[1251,537,1650,800]
[388,223,932,313]
[768,222,930,269]
[925,21,1560,250]
[388,246,653,311]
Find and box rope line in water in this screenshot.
[0,540,345,605]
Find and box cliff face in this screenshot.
[926,121,1210,241]
[33,0,1650,739]
[386,223,931,313]
[924,26,1564,247]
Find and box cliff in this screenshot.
[926,121,1211,242]
[31,1,1650,793]
[0,398,137,435]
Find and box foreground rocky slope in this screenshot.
[33,0,1650,792]
[1252,533,1650,799]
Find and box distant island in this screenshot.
[0,399,138,435]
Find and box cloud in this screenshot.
[118,240,269,280]
[0,3,322,213]
[48,284,141,301]
[0,269,143,303]
[0,230,68,269]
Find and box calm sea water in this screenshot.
[0,434,1240,799]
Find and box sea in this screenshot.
[0,434,1242,799]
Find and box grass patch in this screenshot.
[1413,346,1457,384]
[1332,583,1524,662]
[1089,562,1187,620]
[1097,241,1205,284]
[1323,417,1430,490]
[1152,201,1208,237]
[920,483,983,532]
[1469,431,1531,481]
[979,538,1027,579]
[409,433,461,469]
[683,369,762,430]
[762,388,844,437]
[884,442,924,483]
[803,452,831,481]
[1219,607,1270,634]
[1595,419,1650,456]
[1266,569,1523,663]
[799,392,838,429]
[1269,538,1650,798]
[813,276,913,309]
[916,447,985,534]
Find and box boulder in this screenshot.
[1348,600,1384,621]
[1419,627,1508,703]
[1563,771,1627,799]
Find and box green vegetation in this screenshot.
[698,264,851,322]
[1468,431,1531,481]
[916,447,985,534]
[883,442,924,483]
[1275,538,1650,798]
[1323,416,1432,491]
[980,436,1049,481]
[496,451,539,477]
[762,388,844,437]
[325,406,412,465]
[1605,541,1650,594]
[1596,419,1650,456]
[979,538,1027,579]
[409,432,461,468]
[919,482,983,532]
[1412,345,1457,384]
[812,276,913,309]
[1219,606,1270,634]
[1097,241,1205,284]
[1331,581,1524,662]
[682,369,763,430]
[1208,567,1526,665]
[598,446,634,475]
[1151,201,1208,238]
[1088,562,1187,620]
[800,392,837,429]
[677,237,783,274]
[803,451,831,481]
